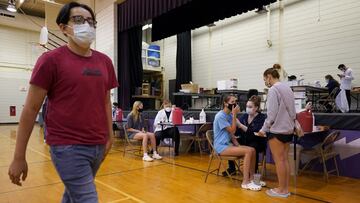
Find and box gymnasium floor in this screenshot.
[0,124,359,203]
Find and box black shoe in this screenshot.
[175,152,179,156]
[222,168,236,177]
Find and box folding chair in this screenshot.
[300,131,340,181]
[204,130,243,183]
[259,150,267,177]
[123,124,143,157]
[316,87,339,112]
[185,123,212,155]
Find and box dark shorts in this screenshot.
[127,132,137,139]
[267,132,294,143]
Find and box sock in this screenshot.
[153,151,158,155]
[144,153,148,157]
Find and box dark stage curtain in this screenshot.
[175,31,192,109]
[117,26,143,110]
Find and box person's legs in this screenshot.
[160,127,180,155]
[146,132,157,150]
[155,131,163,148]
[284,143,290,190]
[220,146,253,184]
[147,132,162,159]
[249,147,256,179]
[169,127,180,155]
[268,137,289,194]
[133,133,153,161]
[50,145,104,203]
[346,90,351,110]
[133,132,148,154]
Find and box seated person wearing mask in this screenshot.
[223,96,267,178]
[126,101,162,162]
[321,75,340,112]
[153,100,182,156]
[214,95,263,191]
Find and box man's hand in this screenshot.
[8,158,28,186]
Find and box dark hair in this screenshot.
[56,2,95,25]
[325,75,340,86]
[248,95,261,112]
[273,63,282,70]
[222,94,235,108]
[325,75,334,80]
[338,64,346,70]
[263,67,280,79]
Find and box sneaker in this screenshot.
[142,155,154,162]
[152,153,162,160]
[241,182,262,191]
[222,168,236,177]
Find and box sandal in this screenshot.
[251,180,266,187]
[241,182,262,191]
[266,189,290,198]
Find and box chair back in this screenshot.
[321,130,340,151]
[206,130,215,153]
[197,123,213,137]
[123,123,131,143]
[328,87,340,99]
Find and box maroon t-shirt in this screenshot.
[30,46,118,145]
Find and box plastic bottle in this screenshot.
[199,108,206,123]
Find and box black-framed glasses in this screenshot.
[69,15,97,28]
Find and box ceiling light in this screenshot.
[7,0,17,13]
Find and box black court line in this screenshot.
[0,181,62,195]
[159,159,331,203]
[96,163,168,177]
[0,160,52,168]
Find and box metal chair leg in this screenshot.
[204,155,214,183]
[334,156,340,176]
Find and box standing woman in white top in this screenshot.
[258,68,296,198]
[273,63,288,82]
[338,64,354,109]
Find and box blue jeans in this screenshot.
[50,145,105,203]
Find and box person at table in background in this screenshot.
[126,101,162,161]
[273,63,288,82]
[153,99,182,156]
[112,102,119,120]
[325,75,340,94]
[337,64,354,109]
[319,75,340,112]
[258,67,296,198]
[214,95,262,191]
[223,95,267,177]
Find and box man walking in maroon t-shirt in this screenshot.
[8,2,118,202]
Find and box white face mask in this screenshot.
[246,107,255,115]
[165,107,171,112]
[69,23,95,48]
[325,79,329,84]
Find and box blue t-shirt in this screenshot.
[213,110,233,154]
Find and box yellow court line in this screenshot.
[107,197,131,203]
[95,179,145,203]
